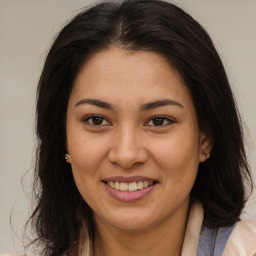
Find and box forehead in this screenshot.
[71,47,193,110]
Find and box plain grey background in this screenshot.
[0,0,255,254]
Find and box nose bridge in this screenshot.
[108,124,147,168]
[119,125,138,153]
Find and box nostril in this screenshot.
[107,144,148,169]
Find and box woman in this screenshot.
[5,0,256,255]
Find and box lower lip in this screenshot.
[103,182,157,202]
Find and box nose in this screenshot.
[108,126,148,169]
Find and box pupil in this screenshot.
[92,116,103,125]
[153,117,164,126]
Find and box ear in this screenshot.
[199,133,214,163]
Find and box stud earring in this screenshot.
[65,154,71,161]
[202,153,210,159]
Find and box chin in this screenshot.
[110,218,153,232]
[96,208,161,232]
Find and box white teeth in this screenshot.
[109,181,115,188]
[120,182,129,191]
[107,180,155,192]
[137,181,144,189]
[114,181,120,190]
[129,182,138,192]
[143,181,149,188]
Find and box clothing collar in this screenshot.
[181,201,204,256]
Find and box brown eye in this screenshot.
[83,115,110,126]
[152,117,165,126]
[91,116,104,125]
[145,115,174,127]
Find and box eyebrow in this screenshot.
[75,98,114,110]
[140,99,184,111]
[75,98,183,110]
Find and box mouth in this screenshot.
[102,176,159,202]
[103,180,157,192]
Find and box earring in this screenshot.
[202,153,210,159]
[65,154,71,161]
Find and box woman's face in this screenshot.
[66,47,211,232]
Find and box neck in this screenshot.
[93,201,190,256]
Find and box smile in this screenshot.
[105,180,155,192]
[102,176,159,202]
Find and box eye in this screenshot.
[82,115,110,126]
[145,115,174,127]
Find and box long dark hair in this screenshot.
[28,0,253,255]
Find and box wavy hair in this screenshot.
[28,0,253,255]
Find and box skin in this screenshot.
[66,47,212,256]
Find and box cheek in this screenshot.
[68,132,108,172]
[67,135,107,198]
[149,133,200,182]
[152,136,199,165]
[69,139,105,207]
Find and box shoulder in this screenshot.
[223,219,256,255]
[197,222,237,256]
[197,220,256,256]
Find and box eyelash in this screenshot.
[144,115,175,127]
[82,115,174,127]
[82,114,111,127]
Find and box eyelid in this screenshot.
[144,115,175,127]
[81,114,174,127]
[82,114,111,126]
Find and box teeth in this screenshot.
[137,181,144,189]
[107,180,155,192]
[120,182,129,191]
[114,181,120,190]
[143,181,149,188]
[129,182,137,192]
[109,181,115,188]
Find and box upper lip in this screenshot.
[102,176,158,183]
